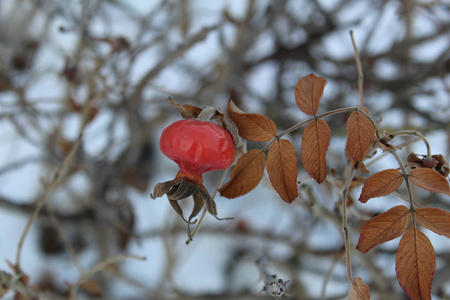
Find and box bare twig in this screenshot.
[350,30,367,112]
[69,254,146,299]
[0,270,67,300]
[15,134,83,271]
[320,253,344,300]
[390,130,432,160]
[15,95,94,271]
[44,201,84,273]
[341,163,357,283]
[0,156,42,177]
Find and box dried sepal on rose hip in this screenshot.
[151,108,236,228]
[407,153,449,177]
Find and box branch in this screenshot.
[0,271,66,300]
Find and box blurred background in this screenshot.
[0,0,449,299]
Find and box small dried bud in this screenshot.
[423,158,438,169]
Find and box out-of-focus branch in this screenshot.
[0,271,66,300]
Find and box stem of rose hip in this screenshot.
[390,130,431,160]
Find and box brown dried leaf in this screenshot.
[346,111,376,162]
[356,205,410,253]
[295,74,327,115]
[358,169,404,203]
[415,207,450,238]
[396,228,435,300]
[0,285,8,298]
[301,119,330,183]
[80,280,103,297]
[267,139,298,203]
[169,97,203,119]
[121,166,150,192]
[6,261,29,286]
[433,154,449,177]
[227,100,277,142]
[86,106,99,123]
[355,161,370,174]
[67,98,99,123]
[347,277,371,300]
[57,138,75,157]
[219,149,266,198]
[408,168,450,195]
[14,293,27,300]
[407,152,423,164]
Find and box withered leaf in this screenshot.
[415,207,450,238]
[14,292,28,300]
[80,280,103,297]
[122,166,150,192]
[267,139,298,203]
[169,97,203,119]
[396,228,435,300]
[355,161,370,174]
[227,100,277,142]
[0,285,7,299]
[359,169,404,203]
[301,119,330,183]
[408,168,450,195]
[6,261,29,286]
[347,277,371,300]
[219,149,266,198]
[346,111,376,162]
[407,153,423,165]
[356,205,410,253]
[433,154,449,177]
[295,74,327,115]
[68,98,99,123]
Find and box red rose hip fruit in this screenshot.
[160,119,235,183]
